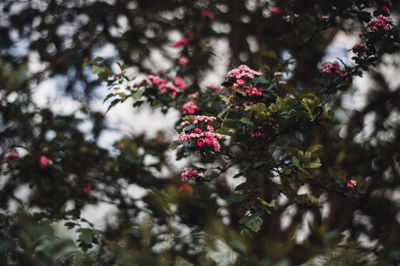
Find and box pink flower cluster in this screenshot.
[367,15,393,31]
[178,116,221,152]
[227,65,262,81]
[135,75,187,98]
[245,87,263,96]
[193,115,215,124]
[3,149,19,161]
[181,167,199,182]
[319,61,347,78]
[347,179,357,189]
[352,43,369,57]
[208,84,226,93]
[248,119,278,139]
[182,101,199,114]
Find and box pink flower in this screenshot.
[274,72,283,76]
[178,184,194,195]
[201,9,214,20]
[178,133,188,142]
[172,38,189,48]
[174,76,187,90]
[40,155,53,168]
[205,136,214,146]
[178,57,189,65]
[208,84,218,90]
[181,168,199,182]
[197,138,205,147]
[270,7,282,16]
[83,186,92,193]
[236,79,245,86]
[182,101,199,114]
[347,179,357,189]
[213,139,221,152]
[320,61,347,78]
[207,125,214,133]
[3,149,19,161]
[188,92,198,99]
[382,6,390,15]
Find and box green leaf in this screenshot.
[257,197,275,207]
[262,50,277,60]
[304,158,321,169]
[252,161,268,168]
[252,77,268,84]
[308,144,323,154]
[239,213,264,232]
[183,124,196,132]
[276,96,287,111]
[226,193,244,204]
[301,95,322,122]
[118,93,127,100]
[215,127,235,137]
[239,117,253,126]
[292,156,300,168]
[307,194,322,208]
[131,90,143,100]
[107,99,121,112]
[103,93,116,103]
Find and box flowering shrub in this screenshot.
[2,0,400,265]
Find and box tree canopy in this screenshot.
[1,0,400,265]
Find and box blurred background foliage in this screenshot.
[0,0,400,265]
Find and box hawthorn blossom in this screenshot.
[382,6,390,15]
[367,15,393,31]
[236,79,245,86]
[244,87,263,96]
[158,82,179,97]
[83,186,92,193]
[40,155,53,168]
[197,138,205,147]
[3,149,19,161]
[320,61,348,78]
[178,115,221,152]
[174,76,187,90]
[347,179,357,189]
[226,65,262,81]
[182,101,199,114]
[207,84,218,90]
[178,57,189,65]
[201,9,214,20]
[270,7,282,16]
[181,168,199,182]
[178,184,194,195]
[188,92,199,99]
[173,38,189,48]
[352,43,369,57]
